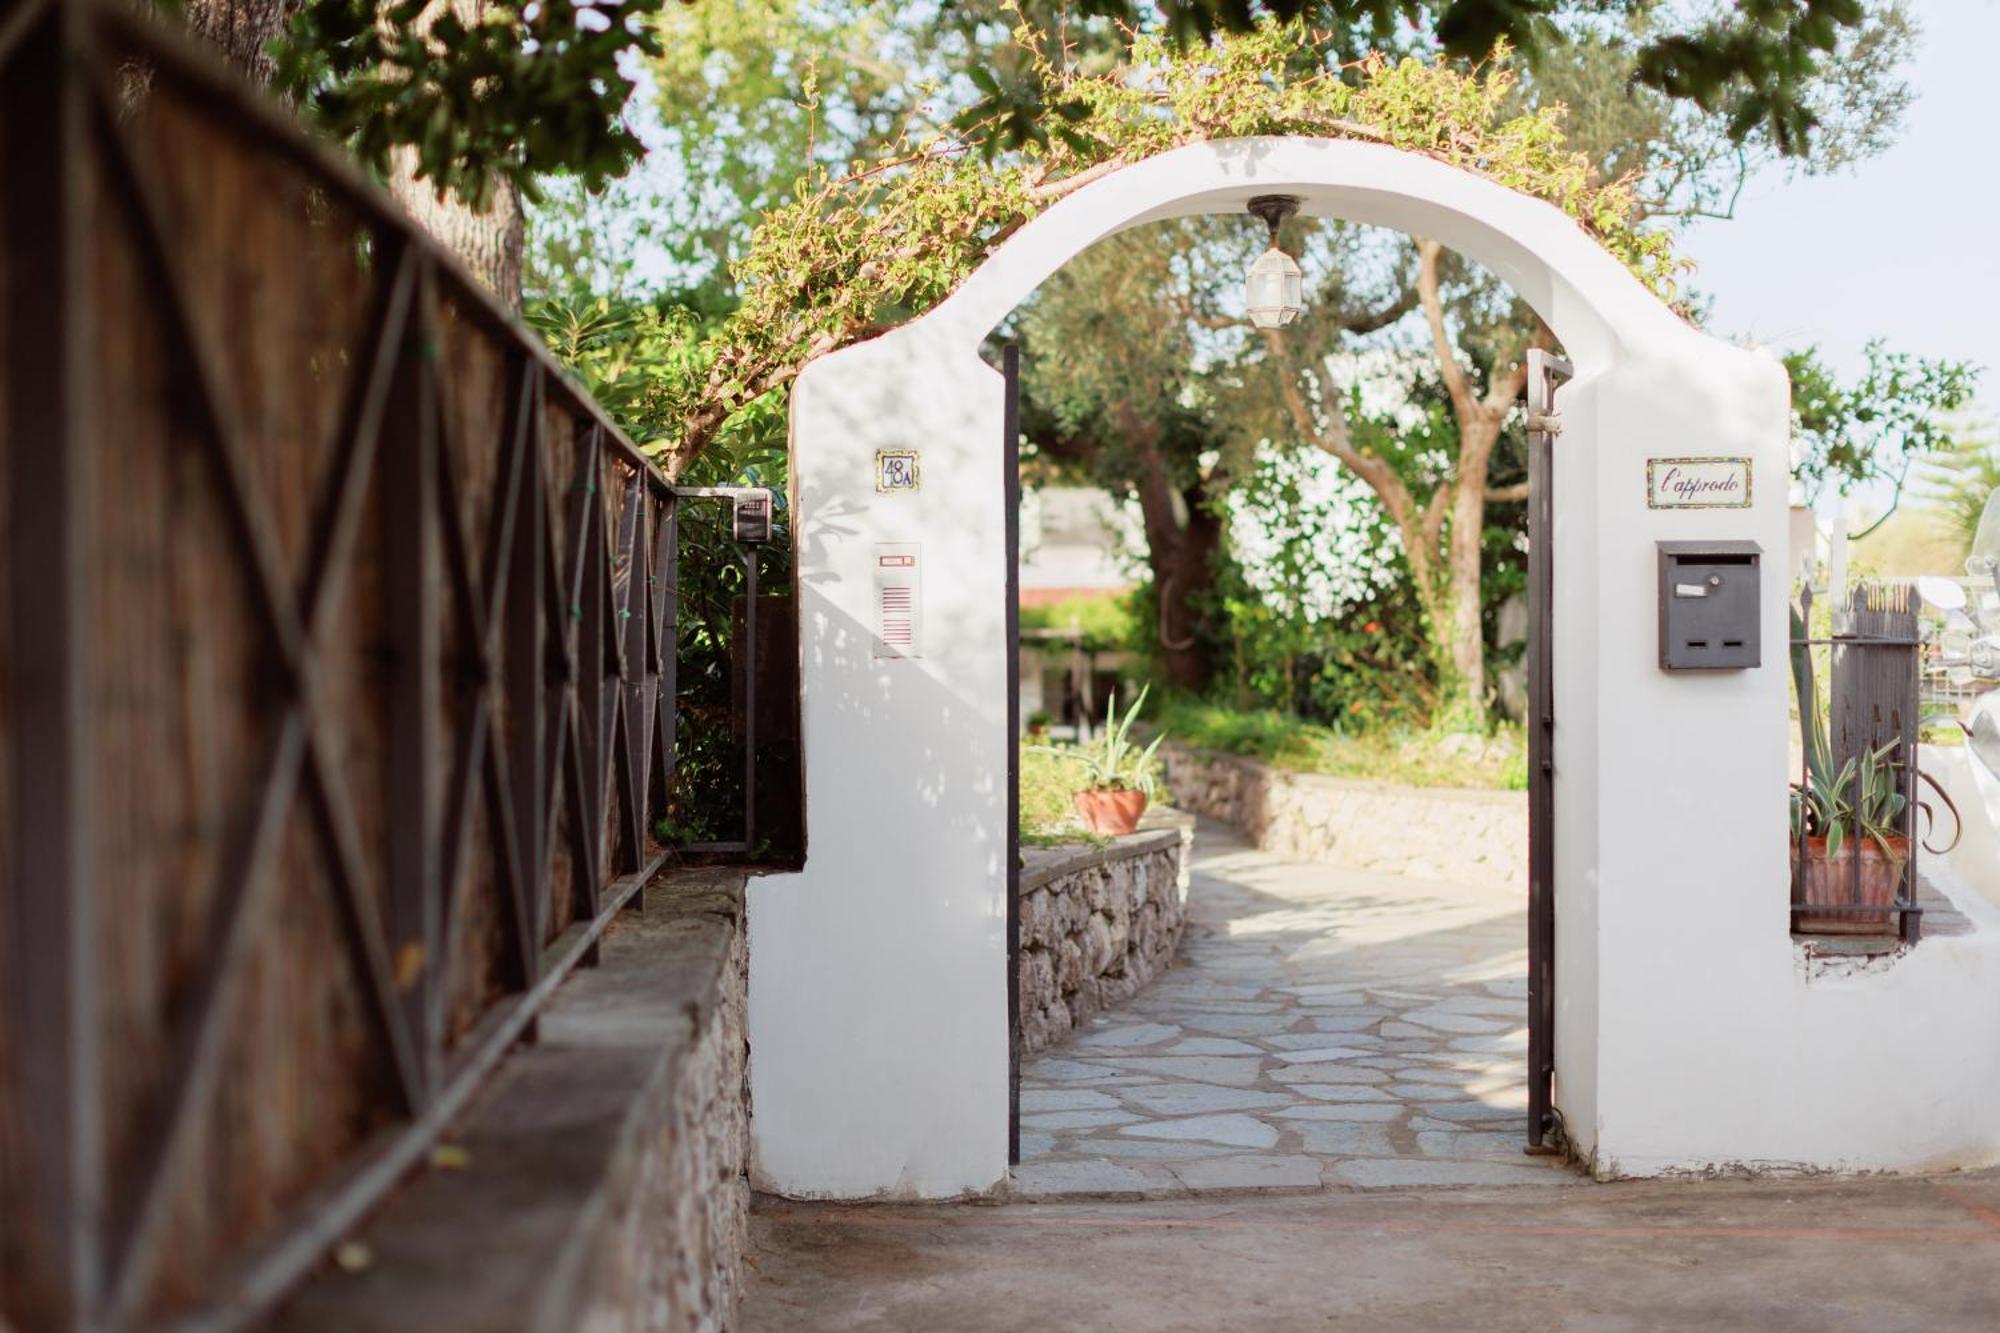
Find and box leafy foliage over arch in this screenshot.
[654,16,1684,474]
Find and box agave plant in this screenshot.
[1789,597,1831,799]
[1787,592,1960,859]
[1036,685,1165,797]
[1792,738,1907,861]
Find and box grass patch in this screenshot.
[1015,697,1521,848]
[1152,698,1527,791]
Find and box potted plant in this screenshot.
[1786,595,1958,934]
[1791,738,1908,934]
[1064,685,1165,836]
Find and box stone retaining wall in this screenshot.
[1018,825,1189,1056]
[1162,743,1527,889]
[279,869,749,1333]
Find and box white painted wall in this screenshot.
[749,137,2000,1198]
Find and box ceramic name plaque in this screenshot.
[1647,457,1751,510]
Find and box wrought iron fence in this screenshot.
[667,487,784,855]
[0,2,779,1328]
[1789,585,1925,942]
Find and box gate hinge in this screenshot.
[1526,411,1563,436]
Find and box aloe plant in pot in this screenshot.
[1787,597,1958,934]
[1062,686,1165,837]
[1791,737,1909,934]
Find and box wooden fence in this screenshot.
[0,1,687,1326]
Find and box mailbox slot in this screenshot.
[1658,540,1761,670]
[731,490,773,544]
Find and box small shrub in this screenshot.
[1018,745,1093,845]
[1155,696,1525,791]
[1053,686,1164,795]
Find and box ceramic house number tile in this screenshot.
[876,449,920,493]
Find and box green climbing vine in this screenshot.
[650,15,1686,475]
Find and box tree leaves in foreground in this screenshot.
[265,0,1890,213]
[271,0,668,206]
[974,0,1880,163]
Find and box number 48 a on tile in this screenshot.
[876,450,920,493]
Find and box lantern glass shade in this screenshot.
[1246,245,1304,329]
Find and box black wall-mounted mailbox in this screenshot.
[1658,540,1761,670]
[731,490,773,544]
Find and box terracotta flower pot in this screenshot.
[1074,787,1148,836]
[1796,835,1907,935]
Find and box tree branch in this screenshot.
[1292,348,1353,460]
[1416,239,1471,418]
[1481,323,1551,416]
[1484,481,1530,503]
[1261,325,1431,585]
[1019,417,1101,469]
[1338,282,1419,336]
[1482,357,1530,418]
[1420,483,1452,565]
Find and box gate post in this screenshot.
[1525,348,1572,1153]
[3,7,106,1324]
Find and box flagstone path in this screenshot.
[1011,818,1577,1197]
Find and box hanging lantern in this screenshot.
[1244,194,1305,329]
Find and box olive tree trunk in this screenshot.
[385,0,524,310]
[1261,239,1539,731]
[181,0,304,86]
[180,0,524,311]
[1414,240,1538,728]
[389,154,525,310]
[1126,409,1221,694]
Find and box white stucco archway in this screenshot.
[747,136,2000,1199]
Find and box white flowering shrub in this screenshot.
[1224,445,1403,624]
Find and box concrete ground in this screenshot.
[742,1173,2000,1330]
[742,826,2000,1328]
[1017,820,1564,1197]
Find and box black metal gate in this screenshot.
[1525,348,1571,1153]
[1004,343,1024,1166]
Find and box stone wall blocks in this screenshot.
[1019,889,1051,949]
[1014,832,1188,1058]
[1163,743,1527,888]
[1086,865,1117,912]
[1051,892,1078,943]
[1084,915,1116,974]
[1056,935,1087,993]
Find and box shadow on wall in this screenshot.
[746,459,1015,1195]
[785,393,1013,873]
[792,578,1009,861]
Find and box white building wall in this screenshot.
[747,341,1013,1197]
[748,137,2000,1198]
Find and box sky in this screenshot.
[1678,0,2000,415]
